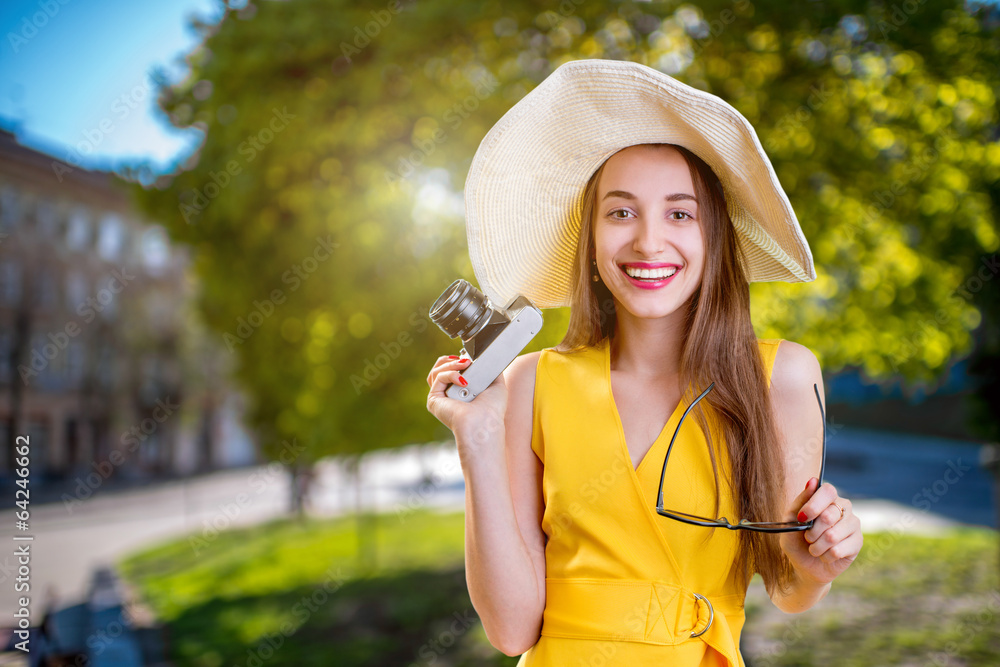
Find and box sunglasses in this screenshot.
[655,382,827,533]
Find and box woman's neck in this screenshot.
[609,308,687,379]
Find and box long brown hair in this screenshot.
[554,143,795,595]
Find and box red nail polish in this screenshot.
[458,376,468,386]
[805,479,811,491]
[448,355,459,359]
[797,511,808,523]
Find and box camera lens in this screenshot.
[429,279,495,340]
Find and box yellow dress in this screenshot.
[516,336,783,667]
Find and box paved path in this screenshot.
[0,430,994,623]
[0,466,293,620]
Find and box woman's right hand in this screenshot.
[426,355,509,452]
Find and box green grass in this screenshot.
[120,509,518,667]
[120,509,1000,667]
[742,527,1000,666]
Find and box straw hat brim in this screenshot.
[463,58,816,310]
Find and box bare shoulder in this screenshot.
[769,341,827,492]
[504,350,543,395]
[770,340,823,410]
[503,351,542,425]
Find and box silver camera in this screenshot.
[429,279,543,402]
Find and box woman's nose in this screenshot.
[632,217,664,255]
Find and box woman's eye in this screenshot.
[670,210,693,221]
[609,209,631,220]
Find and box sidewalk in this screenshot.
[849,497,971,534]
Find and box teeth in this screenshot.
[623,265,678,280]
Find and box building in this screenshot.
[0,129,255,486]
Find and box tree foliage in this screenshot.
[126,0,1000,463]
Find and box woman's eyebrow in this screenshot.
[601,190,698,203]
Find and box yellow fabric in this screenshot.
[515,336,784,666]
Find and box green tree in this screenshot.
[125,0,999,519]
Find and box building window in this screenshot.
[140,431,163,471]
[0,330,11,383]
[29,334,56,390]
[66,208,91,250]
[66,341,84,385]
[0,260,21,304]
[141,227,170,276]
[66,271,88,309]
[36,271,58,308]
[97,343,113,388]
[100,281,118,320]
[36,200,58,237]
[0,186,21,229]
[97,214,125,262]
[140,355,160,402]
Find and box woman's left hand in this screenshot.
[778,477,863,586]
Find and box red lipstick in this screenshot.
[618,262,682,290]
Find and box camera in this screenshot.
[429,279,543,402]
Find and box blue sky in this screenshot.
[0,0,227,174]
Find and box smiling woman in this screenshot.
[425,58,862,667]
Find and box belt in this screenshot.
[541,578,746,666]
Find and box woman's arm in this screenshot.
[459,351,547,655]
[766,341,863,613]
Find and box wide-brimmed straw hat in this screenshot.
[463,58,816,310]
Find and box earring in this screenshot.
[592,258,600,282]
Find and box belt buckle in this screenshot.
[690,593,714,638]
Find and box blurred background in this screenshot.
[0,0,997,664]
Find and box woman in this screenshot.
[426,59,862,666]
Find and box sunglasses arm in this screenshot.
[656,382,715,510]
[814,383,827,488]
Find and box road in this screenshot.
[822,426,996,528]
